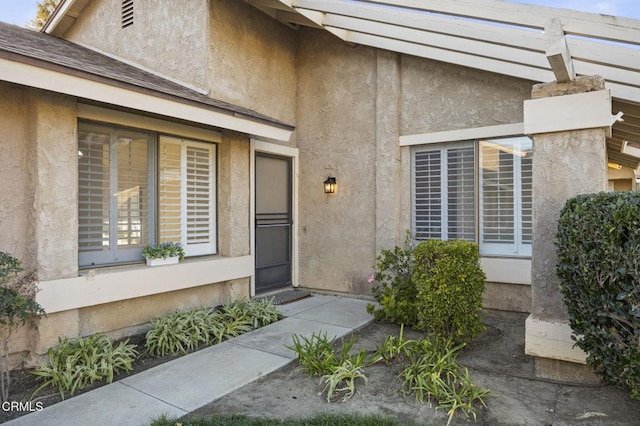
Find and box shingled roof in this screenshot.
[0,21,293,132]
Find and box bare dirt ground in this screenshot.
[189,310,640,426]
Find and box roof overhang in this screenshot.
[42,0,89,36]
[0,56,293,142]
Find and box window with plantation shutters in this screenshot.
[413,143,475,242]
[159,136,216,257]
[479,137,532,256]
[411,136,532,257]
[78,123,155,266]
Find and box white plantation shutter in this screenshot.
[480,137,532,256]
[413,144,475,241]
[159,136,216,256]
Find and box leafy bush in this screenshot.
[556,192,640,398]
[0,252,45,402]
[31,334,138,399]
[413,240,486,341]
[366,235,418,325]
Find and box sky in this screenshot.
[0,0,639,27]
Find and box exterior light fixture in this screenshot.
[324,176,337,194]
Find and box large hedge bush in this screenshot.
[556,191,640,398]
[413,240,486,341]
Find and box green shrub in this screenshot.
[367,235,418,325]
[31,334,138,399]
[413,240,486,341]
[556,192,640,398]
[0,252,45,402]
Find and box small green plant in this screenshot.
[400,336,490,425]
[142,242,185,260]
[321,359,368,402]
[286,332,337,376]
[145,310,204,357]
[216,298,280,330]
[367,234,418,326]
[31,334,138,399]
[0,252,45,402]
[413,239,486,341]
[370,324,412,365]
[557,192,640,399]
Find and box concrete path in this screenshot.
[7,294,373,426]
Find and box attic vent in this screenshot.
[122,0,134,28]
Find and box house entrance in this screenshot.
[255,153,292,293]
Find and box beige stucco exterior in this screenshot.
[5,0,612,368]
[0,79,255,367]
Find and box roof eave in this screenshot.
[0,55,293,142]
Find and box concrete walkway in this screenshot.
[7,294,373,426]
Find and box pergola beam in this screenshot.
[545,18,575,83]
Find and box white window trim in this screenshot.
[400,123,524,147]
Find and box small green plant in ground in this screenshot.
[321,358,368,402]
[31,334,138,400]
[557,192,640,399]
[413,239,486,341]
[370,323,412,365]
[146,299,280,357]
[287,332,370,401]
[0,252,45,402]
[147,412,413,426]
[286,332,337,376]
[400,335,490,425]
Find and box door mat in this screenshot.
[258,289,311,305]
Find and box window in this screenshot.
[412,136,532,257]
[78,122,216,267]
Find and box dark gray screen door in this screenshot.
[255,153,292,293]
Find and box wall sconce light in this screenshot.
[324,176,337,194]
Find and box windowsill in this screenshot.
[480,257,531,285]
[480,254,532,260]
[38,254,253,314]
[78,254,223,276]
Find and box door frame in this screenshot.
[250,139,299,296]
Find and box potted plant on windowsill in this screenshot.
[142,242,185,266]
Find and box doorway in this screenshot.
[254,153,292,293]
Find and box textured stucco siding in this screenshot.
[295,28,533,296]
[207,0,297,128]
[64,0,209,88]
[297,29,378,294]
[400,55,532,134]
[0,83,32,267]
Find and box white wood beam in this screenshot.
[359,0,640,45]
[338,30,554,82]
[323,14,550,69]
[400,123,524,146]
[293,0,639,71]
[545,18,575,82]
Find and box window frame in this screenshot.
[411,135,532,258]
[78,119,218,268]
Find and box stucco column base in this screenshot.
[534,358,601,385]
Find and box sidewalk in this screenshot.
[6,294,373,426]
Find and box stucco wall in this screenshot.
[0,83,32,266]
[207,0,297,127]
[400,55,532,134]
[296,28,533,296]
[296,29,378,294]
[64,0,209,89]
